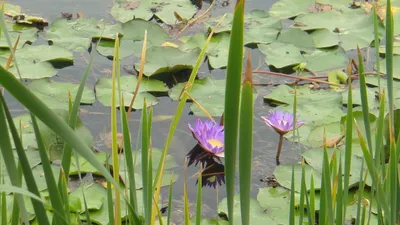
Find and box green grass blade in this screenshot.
[167,174,174,225]
[238,51,253,225]
[336,158,343,225]
[355,161,365,225]
[389,137,397,224]
[289,166,295,225]
[120,96,138,213]
[310,174,315,225]
[0,93,29,225]
[386,0,394,118]
[343,61,353,223]
[322,141,334,225]
[357,47,373,152]
[183,163,190,225]
[373,3,381,90]
[1,94,52,225]
[298,160,306,225]
[31,113,68,225]
[196,166,203,225]
[224,0,245,223]
[105,153,114,225]
[1,189,6,225]
[141,100,151,225]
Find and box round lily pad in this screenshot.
[95,75,168,108]
[16,45,74,63]
[27,79,95,110]
[134,46,200,76]
[9,58,57,79]
[111,0,197,25]
[274,164,322,192]
[46,18,122,52]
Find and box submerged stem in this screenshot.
[276,134,284,164]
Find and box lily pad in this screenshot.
[69,182,105,213]
[96,39,143,59]
[27,79,95,110]
[69,152,107,176]
[269,0,313,19]
[122,19,169,45]
[0,27,38,49]
[294,8,383,50]
[259,42,347,71]
[110,148,179,189]
[111,0,197,25]
[258,42,305,69]
[180,33,240,68]
[277,28,315,50]
[274,164,322,192]
[134,46,200,76]
[16,45,73,63]
[378,56,400,79]
[8,58,57,79]
[46,18,122,52]
[12,110,93,161]
[205,10,281,44]
[95,75,168,108]
[169,77,223,116]
[302,148,372,187]
[218,195,276,224]
[310,28,340,48]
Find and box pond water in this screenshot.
[6,0,306,221]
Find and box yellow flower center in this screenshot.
[207,139,223,148]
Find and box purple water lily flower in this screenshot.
[261,110,305,135]
[188,118,224,158]
[261,110,305,164]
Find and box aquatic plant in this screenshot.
[261,110,304,163]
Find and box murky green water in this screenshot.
[6,0,305,221]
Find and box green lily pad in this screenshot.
[205,10,281,44]
[310,29,340,48]
[96,39,143,59]
[274,164,322,192]
[12,110,93,161]
[8,58,57,79]
[0,27,38,49]
[302,148,372,187]
[294,8,383,50]
[303,47,347,72]
[180,33,240,68]
[269,0,313,19]
[134,46,200,76]
[16,45,73,63]
[218,195,276,224]
[69,152,107,176]
[95,75,168,108]
[109,148,178,189]
[258,42,305,69]
[340,111,377,146]
[122,19,169,45]
[69,182,105,213]
[111,0,197,25]
[46,18,122,52]
[27,79,95,110]
[379,42,400,55]
[277,28,315,50]
[378,56,400,79]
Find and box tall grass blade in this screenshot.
[0,93,29,224]
[385,0,394,118]
[289,166,295,225]
[224,0,245,223]
[196,165,203,225]
[167,175,174,225]
[343,60,353,223]
[238,51,253,225]
[373,3,381,90]
[183,160,190,225]
[141,100,151,225]
[357,47,373,152]
[322,135,334,225]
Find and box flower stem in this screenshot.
[276,134,284,165]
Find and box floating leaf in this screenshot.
[46,18,122,51]
[258,42,305,68]
[96,39,142,59]
[134,46,200,76]
[310,28,340,48]
[0,27,37,49]
[180,33,240,68]
[274,164,322,192]
[218,195,276,224]
[95,75,168,108]
[122,19,169,45]
[205,9,281,44]
[269,0,313,19]
[8,58,57,79]
[111,0,197,25]
[12,110,93,161]
[277,28,315,50]
[27,79,95,109]
[16,45,74,63]
[69,182,105,213]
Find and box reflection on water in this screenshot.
[187,144,225,188]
